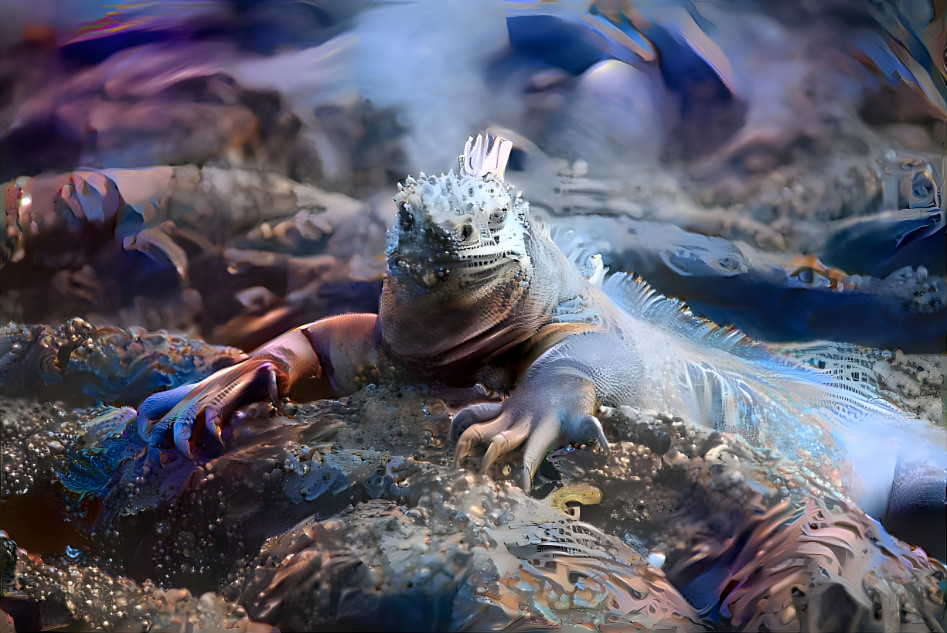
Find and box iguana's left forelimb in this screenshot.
[453,331,630,487]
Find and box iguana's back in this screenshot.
[550,261,947,522]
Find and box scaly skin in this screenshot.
[139,133,610,484]
[138,134,946,527]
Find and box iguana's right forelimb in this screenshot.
[137,313,381,458]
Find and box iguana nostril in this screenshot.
[460,224,473,241]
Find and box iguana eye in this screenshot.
[398,205,414,229]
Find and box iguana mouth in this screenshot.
[388,212,521,288]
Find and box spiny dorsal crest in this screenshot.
[460,134,514,182]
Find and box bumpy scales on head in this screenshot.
[387,135,531,288]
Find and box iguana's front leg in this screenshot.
[137,313,380,457]
[452,331,630,489]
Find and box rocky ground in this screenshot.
[0,319,945,631]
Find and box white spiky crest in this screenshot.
[460,134,514,181]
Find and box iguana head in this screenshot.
[387,134,533,290]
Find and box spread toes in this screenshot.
[451,388,609,489]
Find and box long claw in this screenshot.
[450,402,503,444]
[455,428,484,469]
[480,442,500,476]
[264,362,280,407]
[520,465,531,492]
[480,425,530,476]
[174,418,193,458]
[455,417,509,468]
[137,382,198,441]
[576,414,609,456]
[137,412,152,444]
[521,419,562,488]
[598,429,611,457]
[204,406,222,445]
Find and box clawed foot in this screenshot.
[137,357,284,458]
[450,376,609,489]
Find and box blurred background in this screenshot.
[1,4,945,630]
[1,0,945,352]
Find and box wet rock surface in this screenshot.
[0,319,244,406]
[573,407,947,630]
[1,166,389,349]
[0,325,944,631]
[226,478,703,632]
[1,534,265,633]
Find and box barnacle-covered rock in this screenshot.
[1,532,266,633]
[1,399,80,504]
[4,353,944,631]
[35,394,409,591]
[0,319,243,405]
[2,165,387,346]
[227,474,704,632]
[549,406,947,631]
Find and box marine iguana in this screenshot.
[137,134,946,540]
